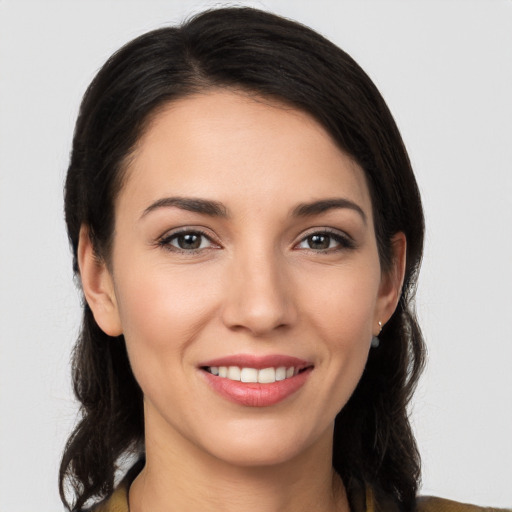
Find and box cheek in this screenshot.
[113,262,221,375]
[298,260,381,344]
[296,259,380,410]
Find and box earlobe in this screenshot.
[374,232,407,333]
[77,225,123,337]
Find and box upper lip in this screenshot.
[199,354,312,370]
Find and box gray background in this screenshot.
[1,0,511,510]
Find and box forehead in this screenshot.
[119,90,372,218]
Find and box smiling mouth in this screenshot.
[200,357,314,406]
[202,365,311,384]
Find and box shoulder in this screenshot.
[363,483,510,512]
[87,459,144,512]
[416,496,511,512]
[87,485,129,512]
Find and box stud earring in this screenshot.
[371,321,383,348]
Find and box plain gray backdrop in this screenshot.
[0,1,511,510]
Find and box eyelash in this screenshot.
[157,228,218,254]
[156,228,355,254]
[295,229,355,253]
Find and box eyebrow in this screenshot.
[292,198,367,224]
[140,196,366,224]
[140,197,228,219]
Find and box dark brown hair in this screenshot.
[61,7,425,511]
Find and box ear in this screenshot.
[77,225,123,337]
[374,232,407,335]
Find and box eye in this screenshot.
[158,230,217,252]
[296,230,354,252]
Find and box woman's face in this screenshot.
[82,90,403,468]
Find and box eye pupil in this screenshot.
[178,233,201,249]
[308,234,330,250]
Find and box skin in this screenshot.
[79,90,406,512]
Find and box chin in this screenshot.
[210,440,305,468]
[196,419,332,469]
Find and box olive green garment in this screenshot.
[91,463,510,512]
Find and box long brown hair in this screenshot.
[61,7,425,511]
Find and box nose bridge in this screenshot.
[221,241,295,335]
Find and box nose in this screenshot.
[220,247,297,337]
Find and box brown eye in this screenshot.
[159,230,215,252]
[296,230,354,252]
[174,233,203,250]
[307,234,331,250]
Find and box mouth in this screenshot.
[202,365,309,383]
[198,355,314,407]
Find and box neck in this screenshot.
[129,410,349,512]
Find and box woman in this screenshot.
[59,7,491,512]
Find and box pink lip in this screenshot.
[198,354,314,407]
[199,354,310,370]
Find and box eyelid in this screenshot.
[156,227,222,252]
[294,227,355,251]
[155,226,354,253]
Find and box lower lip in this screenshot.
[201,368,313,407]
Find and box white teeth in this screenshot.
[241,367,258,383]
[227,366,241,381]
[275,367,286,381]
[208,365,301,383]
[258,367,275,383]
